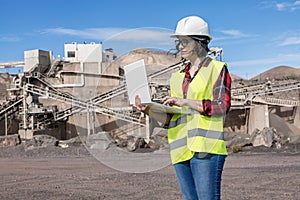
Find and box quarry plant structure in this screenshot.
[0,43,300,152]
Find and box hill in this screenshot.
[230,73,244,81]
[251,66,300,80]
[117,48,243,80]
[118,51,299,82]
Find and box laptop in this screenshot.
[123,59,192,114]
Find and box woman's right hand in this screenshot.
[133,95,148,112]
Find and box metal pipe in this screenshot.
[87,104,90,136]
[22,91,27,138]
[5,112,7,136]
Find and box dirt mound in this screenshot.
[119,48,181,68]
[230,73,244,81]
[115,48,242,79]
[251,65,300,80]
[269,113,295,137]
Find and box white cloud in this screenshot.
[45,27,176,55]
[45,27,126,40]
[275,1,300,11]
[279,36,300,46]
[276,3,287,10]
[0,36,20,42]
[228,53,300,67]
[275,31,300,46]
[215,29,255,41]
[45,27,172,42]
[220,30,244,37]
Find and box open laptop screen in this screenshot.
[124,59,151,105]
[124,59,193,115]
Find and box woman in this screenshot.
[135,16,231,200]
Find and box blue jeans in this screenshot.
[173,153,226,200]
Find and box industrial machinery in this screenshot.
[0,45,299,141]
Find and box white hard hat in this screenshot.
[171,16,212,41]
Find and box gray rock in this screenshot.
[126,137,143,152]
[250,127,285,148]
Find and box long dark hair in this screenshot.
[191,36,210,57]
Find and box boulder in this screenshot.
[250,127,286,148]
[24,134,58,149]
[126,136,145,152]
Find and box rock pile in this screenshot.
[250,127,288,148]
[0,134,21,147]
[84,128,169,153]
[110,128,169,152]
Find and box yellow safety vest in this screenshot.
[168,58,228,164]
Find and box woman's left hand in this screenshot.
[134,95,148,112]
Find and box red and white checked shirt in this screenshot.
[180,58,231,116]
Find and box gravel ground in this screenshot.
[0,143,299,200]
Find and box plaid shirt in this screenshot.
[181,58,231,116]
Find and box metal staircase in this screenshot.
[23,84,144,126]
[260,97,299,107]
[35,60,188,126]
[28,60,299,128]
[1,57,298,132]
[0,98,23,121]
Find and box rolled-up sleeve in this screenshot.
[201,66,231,116]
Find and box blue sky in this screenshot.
[1,0,300,79]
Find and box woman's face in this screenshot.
[176,36,197,59]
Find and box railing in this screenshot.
[36,60,188,125]
[261,97,299,107]
[0,98,23,120]
[23,61,300,129]
[24,84,144,126]
[232,80,300,97]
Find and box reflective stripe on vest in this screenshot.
[168,59,228,164]
[168,115,187,129]
[169,137,186,151]
[169,128,224,151]
[188,128,224,140]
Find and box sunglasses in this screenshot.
[175,38,193,47]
